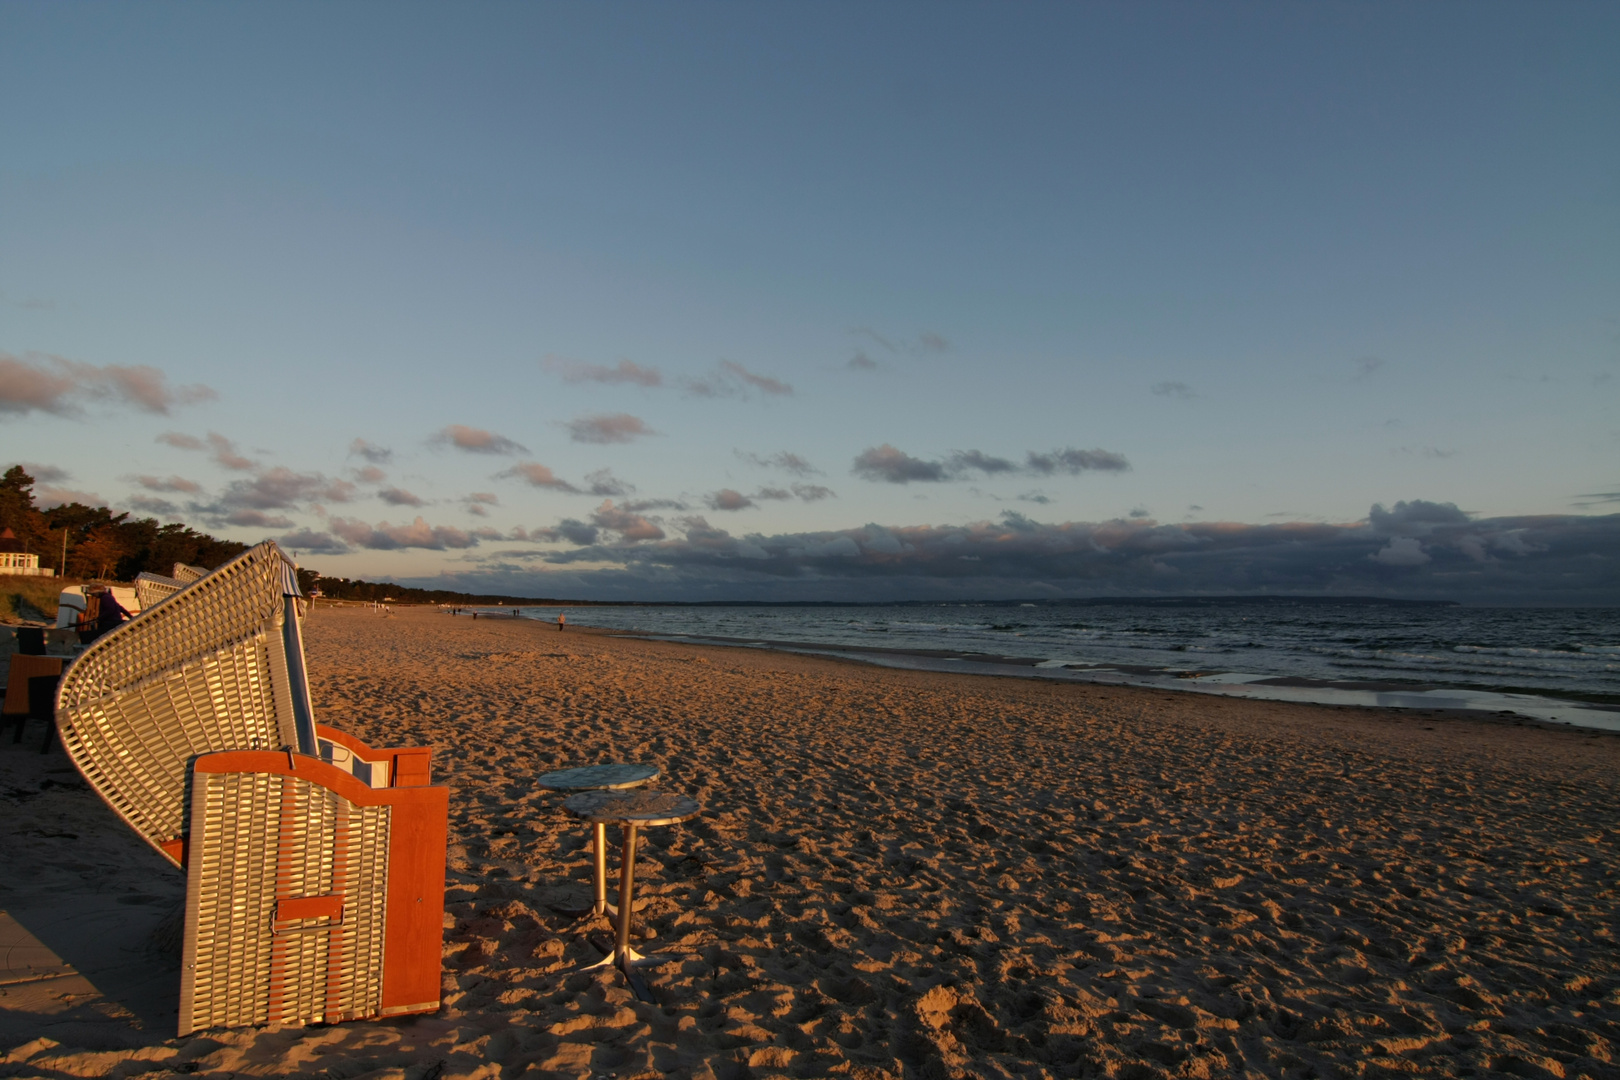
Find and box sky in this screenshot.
[2,2,1617,603]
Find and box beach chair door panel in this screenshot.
[179,768,390,1035]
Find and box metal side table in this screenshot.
[563,789,701,1002]
[538,763,659,919]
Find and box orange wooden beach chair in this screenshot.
[54,541,448,1036]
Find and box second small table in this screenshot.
[538,763,659,918]
[563,788,701,1001]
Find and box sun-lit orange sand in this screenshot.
[3,605,1618,1079]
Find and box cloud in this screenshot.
[852,444,949,483]
[792,483,835,501]
[565,414,656,444]
[1369,536,1430,566]
[1573,490,1620,510]
[1353,357,1385,379]
[1024,448,1131,475]
[158,431,255,470]
[464,492,499,517]
[590,500,665,541]
[848,351,878,371]
[128,495,179,515]
[379,486,426,507]
[329,516,481,551]
[708,489,755,511]
[18,462,69,484]
[36,486,104,509]
[134,474,202,494]
[535,519,601,546]
[852,329,949,357]
[855,444,1130,483]
[500,462,581,492]
[278,529,350,555]
[583,469,634,497]
[352,465,387,484]
[0,352,214,417]
[1151,381,1196,399]
[543,356,663,388]
[349,438,392,464]
[222,509,295,529]
[1368,500,1471,534]
[447,503,1620,605]
[736,450,820,476]
[218,467,356,511]
[682,360,793,399]
[435,424,529,455]
[948,450,1018,475]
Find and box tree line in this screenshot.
[1,465,249,580]
[2,464,572,606]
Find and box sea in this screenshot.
[482,599,1620,732]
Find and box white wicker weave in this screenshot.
[57,541,315,864]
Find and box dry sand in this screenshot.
[2,605,1618,1079]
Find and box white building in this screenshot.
[0,528,55,577]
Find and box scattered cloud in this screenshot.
[500,462,581,492]
[534,519,601,546]
[222,509,295,529]
[352,465,387,484]
[35,486,105,509]
[590,500,665,541]
[158,431,255,470]
[1353,357,1385,380]
[379,486,426,507]
[565,413,656,444]
[583,468,634,497]
[1024,448,1130,475]
[682,360,794,399]
[851,329,949,357]
[278,529,350,555]
[18,462,69,484]
[133,474,202,494]
[855,444,1130,483]
[1151,381,1196,399]
[464,492,499,517]
[1573,490,1620,510]
[1368,499,1471,534]
[793,483,835,501]
[543,356,663,388]
[708,489,755,511]
[329,516,482,551]
[349,438,393,464]
[948,450,1018,475]
[435,424,529,455]
[848,351,878,371]
[218,467,357,511]
[736,450,820,476]
[0,352,215,417]
[852,444,949,484]
[128,495,179,515]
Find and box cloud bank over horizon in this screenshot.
[340,500,1619,606]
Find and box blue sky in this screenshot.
[3,2,1617,602]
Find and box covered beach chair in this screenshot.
[55,541,447,1036]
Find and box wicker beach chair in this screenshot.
[55,541,447,1036]
[133,561,211,610]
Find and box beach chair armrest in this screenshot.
[315,723,433,787]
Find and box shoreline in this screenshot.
[4,606,1617,1079]
[499,615,1620,733]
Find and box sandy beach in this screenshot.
[3,604,1618,1079]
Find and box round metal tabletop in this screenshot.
[563,789,701,827]
[538,763,660,791]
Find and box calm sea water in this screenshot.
[498,601,1620,730]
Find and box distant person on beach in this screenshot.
[557,612,566,632]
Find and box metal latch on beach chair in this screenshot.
[272,894,345,934]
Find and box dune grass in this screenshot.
[0,575,83,623]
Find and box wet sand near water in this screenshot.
[3,604,1618,1079]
